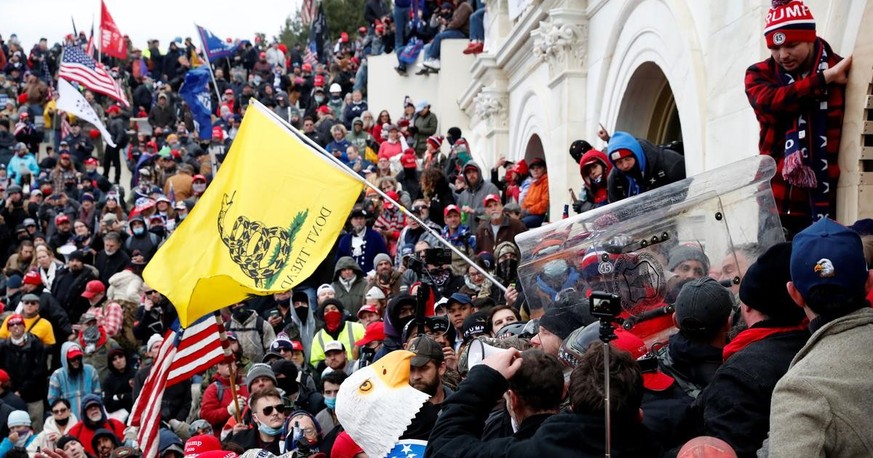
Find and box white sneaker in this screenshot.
[423,59,441,70]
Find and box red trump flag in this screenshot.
[100,0,126,59]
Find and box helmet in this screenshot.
[520,319,540,339]
[558,322,599,368]
[329,83,342,93]
[14,142,27,152]
[495,321,528,339]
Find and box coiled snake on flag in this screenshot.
[218,192,307,288]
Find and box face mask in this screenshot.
[132,227,145,236]
[497,259,519,282]
[14,431,32,447]
[331,94,340,101]
[232,307,251,322]
[323,309,342,332]
[277,377,297,395]
[193,183,206,193]
[314,95,325,104]
[55,416,70,427]
[258,422,283,437]
[149,226,165,238]
[324,396,336,410]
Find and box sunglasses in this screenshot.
[8,322,24,327]
[144,290,159,295]
[261,404,286,416]
[52,407,69,414]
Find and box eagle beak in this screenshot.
[373,350,415,389]
[814,265,823,272]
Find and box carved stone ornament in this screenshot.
[473,90,509,129]
[531,17,586,73]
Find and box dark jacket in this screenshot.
[337,227,388,273]
[102,350,135,413]
[132,361,192,422]
[659,332,723,395]
[688,327,810,458]
[606,132,685,203]
[94,249,130,284]
[641,383,694,451]
[226,428,282,455]
[133,301,178,342]
[475,215,527,255]
[51,265,98,325]
[427,365,662,457]
[0,334,48,402]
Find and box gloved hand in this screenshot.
[572,201,584,214]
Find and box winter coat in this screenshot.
[66,415,125,456]
[427,365,662,457]
[0,433,35,458]
[455,160,500,234]
[412,111,438,156]
[101,354,135,414]
[94,249,130,284]
[337,227,389,273]
[330,256,369,317]
[200,373,250,436]
[0,337,49,406]
[288,306,318,362]
[226,428,282,455]
[28,413,79,453]
[107,269,143,305]
[475,215,527,255]
[80,327,120,381]
[521,173,549,216]
[606,132,685,203]
[688,325,809,457]
[658,332,723,396]
[48,342,102,418]
[226,308,276,363]
[51,264,98,325]
[578,149,611,208]
[769,308,873,458]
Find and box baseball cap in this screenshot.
[102,213,119,224]
[324,340,345,353]
[612,328,674,391]
[443,204,460,217]
[673,277,733,339]
[483,194,500,206]
[408,335,444,367]
[0,369,9,384]
[55,214,70,225]
[21,293,41,303]
[23,271,42,286]
[6,314,25,327]
[447,292,472,307]
[184,434,221,456]
[355,321,386,347]
[81,280,106,299]
[357,304,379,318]
[790,218,869,302]
[461,312,488,342]
[67,345,84,359]
[22,218,36,227]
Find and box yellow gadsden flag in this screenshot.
[144,102,363,326]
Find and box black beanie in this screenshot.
[739,242,806,325]
[538,290,595,340]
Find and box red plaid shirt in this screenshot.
[87,301,124,338]
[744,38,845,223]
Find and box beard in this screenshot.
[727,312,748,342]
[411,376,440,396]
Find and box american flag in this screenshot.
[301,0,318,26]
[303,42,318,67]
[59,45,129,107]
[129,314,229,458]
[85,22,95,57]
[60,113,72,140]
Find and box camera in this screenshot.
[424,248,452,266]
[589,291,621,320]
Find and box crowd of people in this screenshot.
[0,0,869,457]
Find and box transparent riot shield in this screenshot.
[515,156,783,343]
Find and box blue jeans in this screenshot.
[394,6,411,51]
[426,29,467,59]
[470,9,486,41]
[522,214,545,228]
[354,60,368,91]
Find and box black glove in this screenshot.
[572,201,584,214]
[408,126,418,135]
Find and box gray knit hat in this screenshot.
[667,245,711,273]
[245,363,277,389]
[674,277,733,339]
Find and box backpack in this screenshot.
[654,345,703,399]
[224,315,267,351]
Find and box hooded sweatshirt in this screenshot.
[579,149,611,207]
[48,342,102,418]
[330,256,368,317]
[605,132,686,203]
[455,160,499,234]
[309,299,365,367]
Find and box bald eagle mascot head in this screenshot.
[336,350,429,457]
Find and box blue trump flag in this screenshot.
[179,66,213,140]
[196,25,240,61]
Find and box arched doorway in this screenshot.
[615,62,683,145]
[524,134,545,163]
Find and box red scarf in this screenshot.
[722,322,808,362]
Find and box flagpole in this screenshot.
[250,99,508,293]
[228,356,242,423]
[194,24,223,108]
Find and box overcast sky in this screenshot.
[1,0,301,52]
